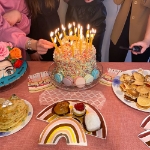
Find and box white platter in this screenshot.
[0,100,33,137]
[112,69,150,112]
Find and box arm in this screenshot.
[15,0,31,34]
[130,14,150,54]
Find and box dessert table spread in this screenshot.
[1,61,150,150]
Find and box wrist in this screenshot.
[25,38,38,50]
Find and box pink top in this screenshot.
[0,0,30,49]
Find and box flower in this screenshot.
[13,59,23,68]
[9,47,22,59]
[0,42,10,61]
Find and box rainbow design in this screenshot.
[39,117,87,146]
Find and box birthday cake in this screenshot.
[51,24,100,88]
[0,42,27,89]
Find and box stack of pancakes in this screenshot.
[0,95,28,132]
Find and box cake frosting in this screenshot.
[53,38,96,78]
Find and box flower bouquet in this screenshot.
[0,41,23,69]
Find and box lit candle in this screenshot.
[73,22,76,35]
[50,32,54,43]
[54,37,58,51]
[86,24,90,38]
[77,24,80,38]
[90,28,96,49]
[79,28,83,54]
[55,29,59,40]
[86,33,89,49]
[75,28,77,36]
[68,23,72,35]
[61,24,66,38]
[70,40,74,56]
[57,28,60,36]
[59,33,62,46]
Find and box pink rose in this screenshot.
[0,42,10,61]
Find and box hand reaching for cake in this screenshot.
[25,39,54,55]
[36,39,54,54]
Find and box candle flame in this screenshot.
[55,29,58,34]
[69,31,73,36]
[50,32,54,37]
[68,23,72,29]
[78,24,80,29]
[75,28,77,33]
[73,22,75,26]
[87,24,90,30]
[59,33,62,39]
[54,37,57,43]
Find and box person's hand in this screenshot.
[85,0,94,3]
[29,52,42,61]
[3,10,22,26]
[130,39,150,55]
[36,39,54,54]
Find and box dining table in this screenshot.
[1,61,150,150]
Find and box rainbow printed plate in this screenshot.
[37,99,107,145]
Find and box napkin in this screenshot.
[99,68,122,86]
[39,89,106,110]
[28,71,54,93]
[138,115,150,148]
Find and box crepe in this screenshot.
[0,94,28,132]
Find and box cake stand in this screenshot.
[48,62,103,92]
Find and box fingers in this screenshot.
[39,39,54,48]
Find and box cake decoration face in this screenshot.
[0,60,14,79]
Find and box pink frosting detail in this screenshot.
[0,42,10,61]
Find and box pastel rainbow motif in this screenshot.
[39,117,87,146]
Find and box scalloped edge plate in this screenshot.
[36,99,107,139]
[0,99,33,137]
[112,69,150,112]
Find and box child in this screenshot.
[109,0,150,62]
[0,0,53,57]
[64,0,107,62]
[25,0,61,61]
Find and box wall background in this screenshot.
[57,0,131,62]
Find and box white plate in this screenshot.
[0,100,33,137]
[112,69,150,112]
